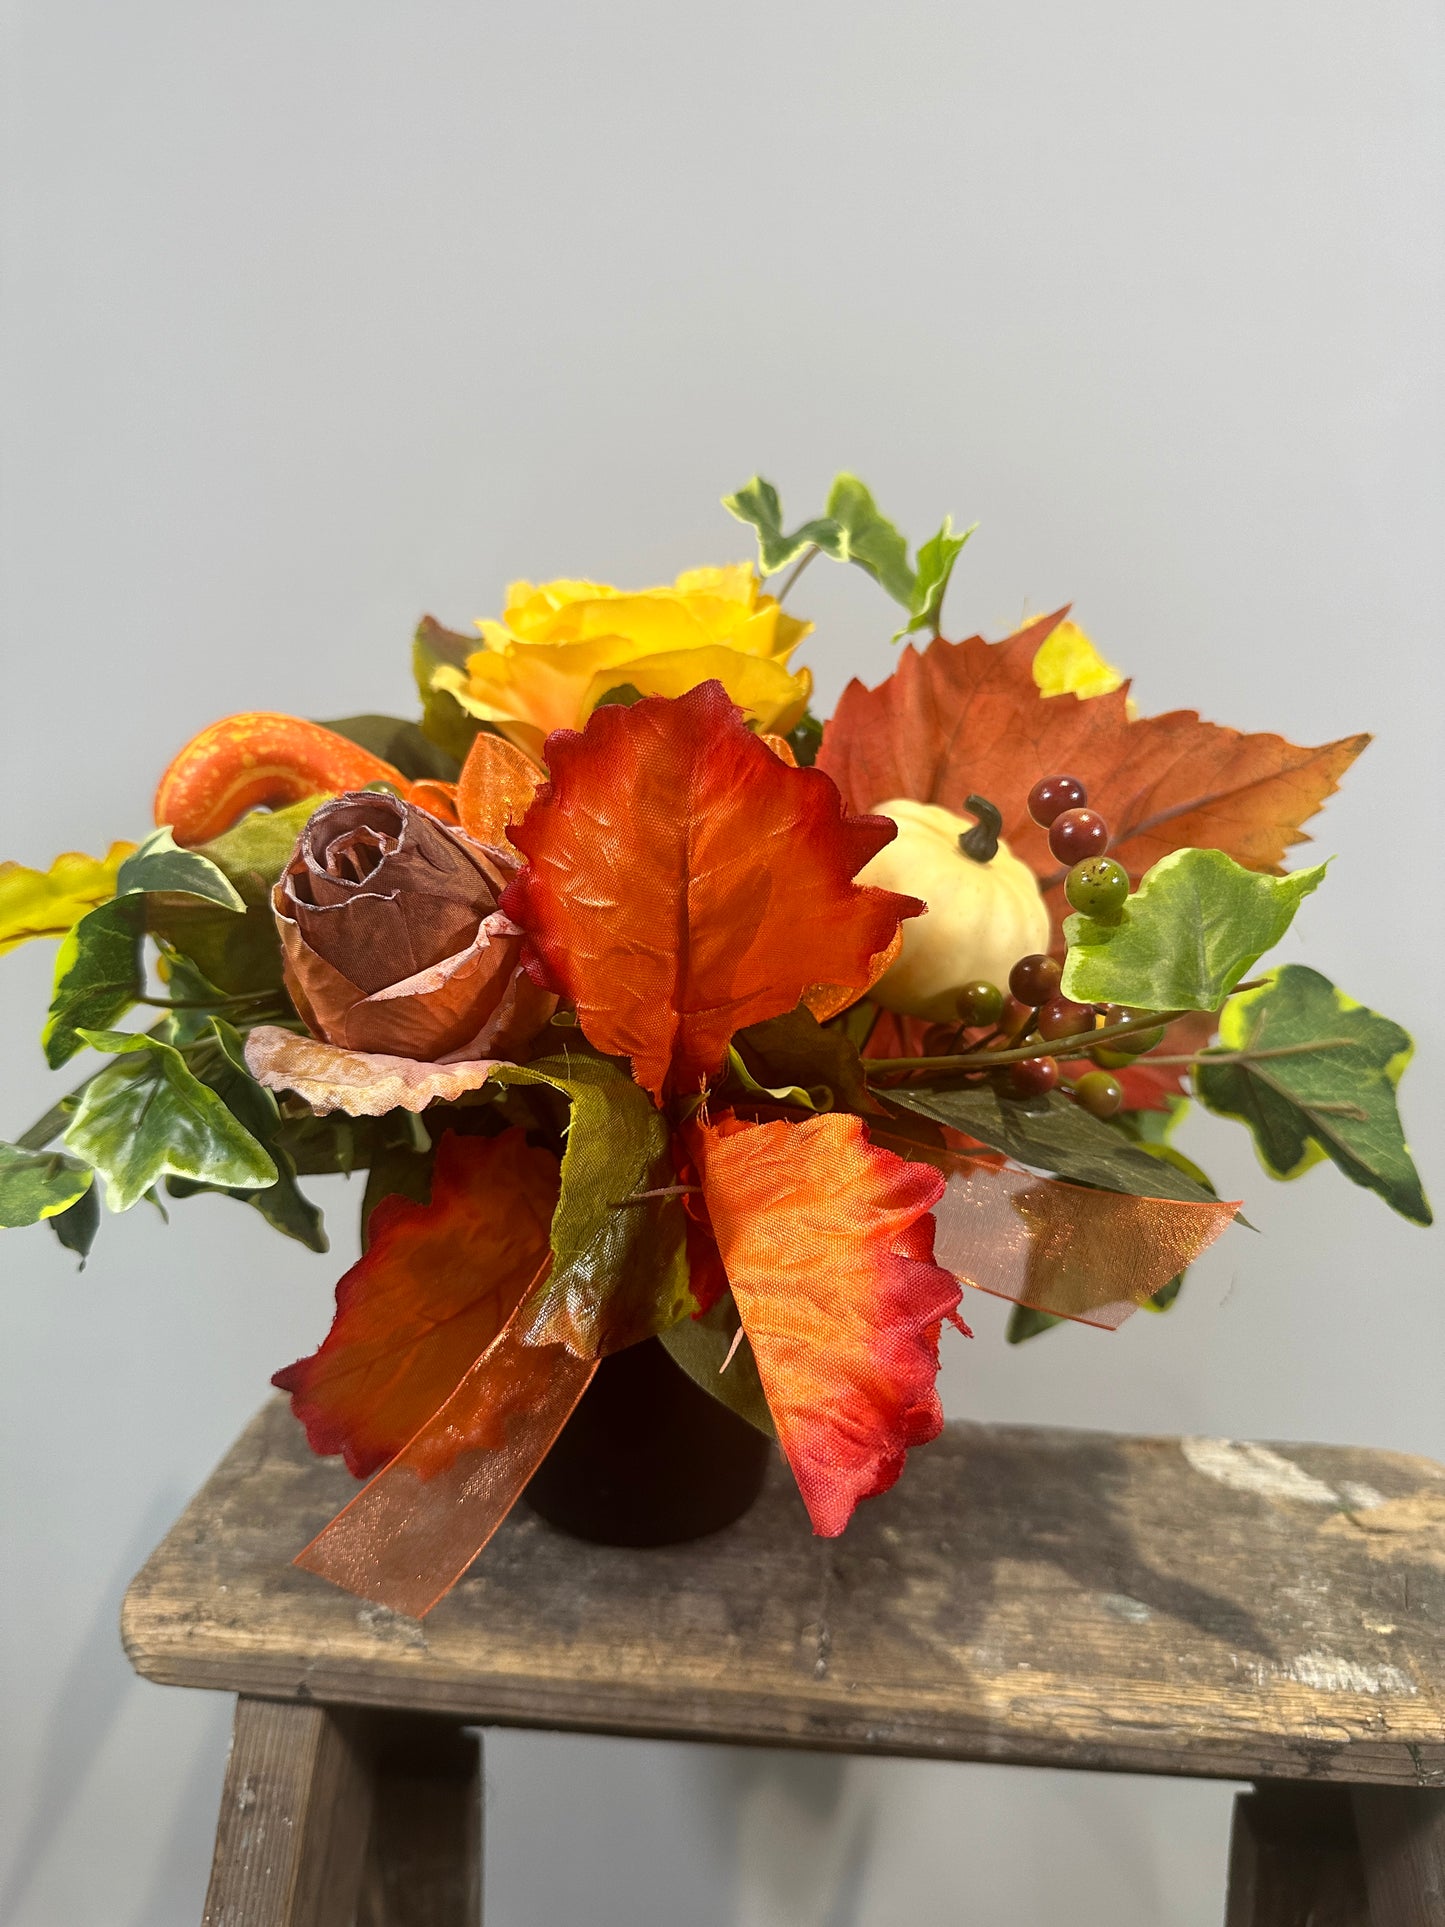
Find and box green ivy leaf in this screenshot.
[882,1082,1220,1204]
[1005,1304,1065,1344]
[165,1019,327,1250]
[1006,1267,1192,1343]
[317,714,461,783]
[1195,965,1431,1226]
[494,1053,692,1355]
[413,616,488,762]
[823,474,916,606]
[49,1181,101,1264]
[721,476,844,575]
[63,1029,277,1213]
[660,1295,776,1438]
[1061,849,1328,1013]
[42,898,146,1068]
[0,1141,95,1228]
[894,517,977,641]
[732,1004,877,1115]
[784,712,824,767]
[191,799,319,905]
[116,828,246,910]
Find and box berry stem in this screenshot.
[865,1007,1193,1077]
[1145,1037,1355,1067]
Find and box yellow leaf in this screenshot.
[1031,619,1125,700]
[0,842,138,957]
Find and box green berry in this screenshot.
[1065,855,1130,919]
[1115,1022,1165,1056]
[956,979,1004,1026]
[1073,1069,1123,1118]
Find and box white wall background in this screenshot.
[2,3,1441,1922]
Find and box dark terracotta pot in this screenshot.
[523,1336,773,1546]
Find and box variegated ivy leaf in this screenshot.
[165,1019,327,1251]
[115,827,246,910]
[1062,848,1327,1013]
[0,1141,95,1228]
[63,1028,276,1213]
[1195,965,1430,1226]
[721,476,844,576]
[894,517,976,641]
[44,827,250,1067]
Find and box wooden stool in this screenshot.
[122,1398,1445,1925]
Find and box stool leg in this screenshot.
[1352,1787,1445,1927]
[1223,1783,1369,1926]
[202,1698,376,1927]
[356,1717,483,1927]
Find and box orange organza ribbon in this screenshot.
[928,1154,1239,1328]
[293,1313,595,1618]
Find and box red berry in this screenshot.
[1073,1069,1123,1118]
[1038,996,1094,1041]
[1027,773,1087,827]
[1049,807,1110,864]
[997,995,1035,1037]
[1010,1055,1060,1096]
[1008,953,1062,1006]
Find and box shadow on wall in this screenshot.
[1,1486,189,1924]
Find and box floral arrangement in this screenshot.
[0,473,1430,1617]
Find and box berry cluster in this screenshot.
[1026,772,1129,920]
[922,774,1166,1117]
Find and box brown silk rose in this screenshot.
[274,792,552,1060]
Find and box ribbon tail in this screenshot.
[294,1319,596,1617]
[871,1126,1238,1331]
[930,1158,1239,1329]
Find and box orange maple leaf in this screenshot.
[272,1129,560,1476]
[689,1111,963,1536]
[817,615,1368,911]
[504,681,922,1102]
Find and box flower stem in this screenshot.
[775,546,820,604]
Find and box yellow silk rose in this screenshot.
[432,563,813,758]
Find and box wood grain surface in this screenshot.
[201,1700,375,1927]
[124,1397,1445,1786]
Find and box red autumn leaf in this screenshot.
[689,1110,962,1535]
[505,681,921,1102]
[272,1129,560,1476]
[817,615,1368,914]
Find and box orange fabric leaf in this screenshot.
[272,1129,560,1476]
[690,1111,962,1536]
[923,1147,1239,1328]
[817,616,1368,915]
[155,713,410,844]
[803,926,905,1023]
[407,778,462,825]
[505,681,921,1102]
[456,732,545,844]
[292,1317,595,1617]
